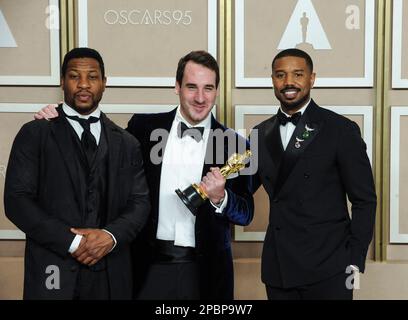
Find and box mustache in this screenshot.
[75,91,93,96]
[280,86,300,94]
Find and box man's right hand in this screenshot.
[34,104,59,120]
[71,228,115,266]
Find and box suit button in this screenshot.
[275,227,281,231]
[70,266,77,272]
[88,189,94,194]
[304,173,310,179]
[273,198,279,203]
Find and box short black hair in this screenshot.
[272,48,314,73]
[61,47,105,78]
[176,50,220,88]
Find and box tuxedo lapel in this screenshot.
[50,106,85,213]
[201,115,225,177]
[274,100,323,195]
[264,115,284,169]
[285,104,321,156]
[103,113,123,219]
[150,109,176,197]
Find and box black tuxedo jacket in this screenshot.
[127,109,254,299]
[251,100,376,288]
[4,107,150,299]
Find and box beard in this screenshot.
[277,91,310,113]
[65,93,101,115]
[70,101,97,115]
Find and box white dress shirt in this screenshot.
[279,99,311,150]
[156,107,227,248]
[62,103,117,254]
[63,103,101,144]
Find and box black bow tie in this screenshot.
[177,122,204,142]
[276,109,301,126]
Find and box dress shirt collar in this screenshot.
[62,102,101,120]
[279,98,311,118]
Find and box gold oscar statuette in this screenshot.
[175,150,252,215]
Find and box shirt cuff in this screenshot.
[350,265,359,272]
[102,229,117,252]
[210,190,228,214]
[68,234,83,254]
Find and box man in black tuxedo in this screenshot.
[251,48,376,299]
[127,51,254,300]
[34,50,254,300]
[4,48,150,299]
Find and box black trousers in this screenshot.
[266,271,353,300]
[137,262,200,300]
[73,266,110,300]
[137,240,200,300]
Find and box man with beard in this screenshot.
[4,48,150,299]
[250,48,376,299]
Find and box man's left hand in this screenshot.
[200,167,226,205]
